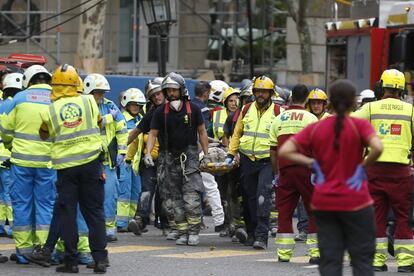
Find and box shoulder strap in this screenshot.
[185,100,192,127]
[241,102,253,118]
[232,109,241,123]
[273,104,281,116]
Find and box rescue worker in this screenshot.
[144,72,209,246]
[38,64,107,273]
[269,84,319,263]
[127,78,172,237]
[279,79,382,276]
[0,65,56,264]
[0,73,22,239]
[83,73,128,242]
[116,88,146,231]
[353,69,414,273]
[307,88,329,120]
[191,81,225,232]
[358,89,376,107]
[214,87,239,144]
[227,75,281,249]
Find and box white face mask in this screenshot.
[170,99,182,111]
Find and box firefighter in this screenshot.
[0,73,22,239]
[116,88,146,232]
[279,79,382,276]
[38,64,107,273]
[83,73,128,242]
[127,78,173,237]
[226,76,281,249]
[307,88,329,120]
[144,72,209,246]
[353,69,414,273]
[0,65,56,264]
[269,84,319,263]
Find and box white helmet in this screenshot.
[83,73,110,95]
[3,73,23,90]
[22,65,51,88]
[121,88,146,107]
[209,80,229,103]
[358,89,375,104]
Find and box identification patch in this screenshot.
[390,124,401,135]
[60,103,83,128]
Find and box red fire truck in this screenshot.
[325,1,414,95]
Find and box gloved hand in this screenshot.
[272,175,279,188]
[225,157,233,165]
[116,154,125,165]
[109,108,119,120]
[311,160,325,186]
[346,164,367,191]
[143,153,154,167]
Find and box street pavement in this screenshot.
[0,217,401,275]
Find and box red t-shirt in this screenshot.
[292,116,375,211]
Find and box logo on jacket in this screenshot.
[60,103,83,128]
[379,123,401,135]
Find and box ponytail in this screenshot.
[333,104,346,150]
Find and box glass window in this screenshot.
[119,0,138,62]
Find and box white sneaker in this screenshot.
[187,234,199,246]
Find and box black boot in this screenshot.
[56,263,79,273]
[0,254,8,263]
[23,246,52,267]
[94,261,107,274]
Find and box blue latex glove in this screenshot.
[311,160,325,186]
[346,165,367,191]
[110,108,119,120]
[225,157,233,165]
[272,175,279,188]
[116,154,125,165]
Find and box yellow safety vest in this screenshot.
[212,108,228,140]
[369,98,414,164]
[46,95,102,170]
[239,103,278,160]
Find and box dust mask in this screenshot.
[170,99,182,111]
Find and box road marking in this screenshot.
[108,245,172,253]
[257,256,310,263]
[199,233,219,236]
[153,249,265,259]
[0,244,15,250]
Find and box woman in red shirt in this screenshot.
[278,79,383,276]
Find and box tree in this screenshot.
[76,0,107,73]
[286,0,313,73]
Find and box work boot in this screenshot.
[23,246,52,267]
[244,235,255,246]
[308,257,320,265]
[0,254,7,263]
[253,237,267,250]
[187,234,200,246]
[56,263,79,273]
[166,230,179,240]
[373,264,388,272]
[294,230,307,242]
[87,257,110,269]
[94,261,107,274]
[270,227,278,238]
[106,235,118,243]
[128,219,142,236]
[175,235,188,245]
[214,223,225,233]
[234,228,248,244]
[15,254,29,264]
[398,265,414,273]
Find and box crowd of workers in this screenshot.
[0,62,412,276]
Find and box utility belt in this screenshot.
[159,145,199,181]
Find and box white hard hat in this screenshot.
[358,89,375,103]
[3,72,23,90]
[209,80,229,103]
[121,88,146,107]
[22,65,51,88]
[83,73,110,95]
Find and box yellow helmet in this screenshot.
[51,64,79,87]
[308,88,328,101]
[223,87,240,103]
[252,76,275,92]
[76,76,84,93]
[380,69,405,90]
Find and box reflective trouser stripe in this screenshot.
[13,230,33,253]
[116,200,130,228]
[187,216,201,226]
[177,222,188,232]
[105,218,116,236]
[56,235,91,254]
[374,238,388,267]
[129,202,138,218]
[394,239,414,266]
[275,234,295,260]
[270,211,278,219]
[306,234,320,258]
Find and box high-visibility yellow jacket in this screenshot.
[212,108,228,140]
